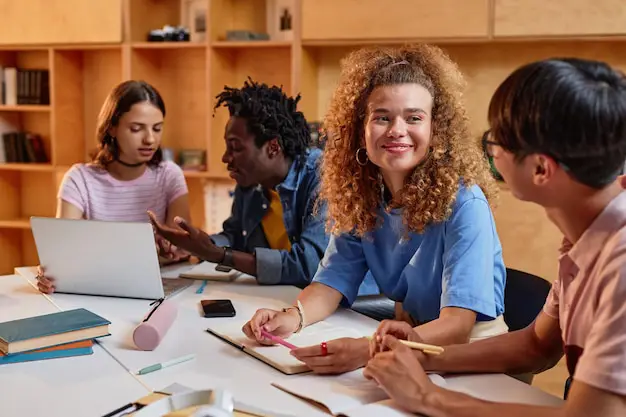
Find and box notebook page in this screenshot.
[251,321,366,371]
[272,370,447,415]
[272,369,388,415]
[208,320,368,373]
[338,399,414,417]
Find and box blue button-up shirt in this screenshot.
[313,184,506,323]
[211,148,379,294]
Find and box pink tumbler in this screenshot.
[132,298,177,351]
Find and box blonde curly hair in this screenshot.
[319,44,498,236]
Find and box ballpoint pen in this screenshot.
[136,353,196,375]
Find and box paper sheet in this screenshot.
[338,399,415,417]
[272,370,446,415]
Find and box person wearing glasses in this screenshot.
[242,44,508,375]
[366,58,626,417]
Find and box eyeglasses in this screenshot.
[481,130,502,158]
[481,129,574,173]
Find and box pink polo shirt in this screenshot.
[58,161,188,224]
[543,191,626,396]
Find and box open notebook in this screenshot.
[161,261,241,282]
[206,320,369,375]
[271,369,447,416]
[179,261,241,282]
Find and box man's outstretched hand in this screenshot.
[148,211,224,264]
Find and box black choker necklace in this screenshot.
[116,158,145,168]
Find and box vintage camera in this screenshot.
[147,25,190,42]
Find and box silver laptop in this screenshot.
[30,217,193,300]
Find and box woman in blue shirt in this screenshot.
[243,44,508,374]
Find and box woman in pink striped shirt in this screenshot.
[37,80,190,293]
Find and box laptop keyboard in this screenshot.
[161,277,194,299]
[160,263,195,298]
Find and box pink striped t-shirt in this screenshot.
[58,161,188,224]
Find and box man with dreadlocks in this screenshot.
[150,79,379,293]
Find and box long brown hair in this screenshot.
[320,44,497,236]
[92,80,165,167]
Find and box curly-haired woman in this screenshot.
[243,44,508,374]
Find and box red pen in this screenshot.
[260,328,298,350]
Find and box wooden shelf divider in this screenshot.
[0,105,51,112]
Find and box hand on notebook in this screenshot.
[370,320,422,357]
[290,337,370,375]
[364,335,439,414]
[242,308,301,345]
[148,211,222,263]
[35,265,56,294]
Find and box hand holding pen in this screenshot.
[241,308,301,345]
[369,320,444,357]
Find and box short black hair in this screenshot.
[93,80,165,167]
[213,77,310,160]
[488,57,626,189]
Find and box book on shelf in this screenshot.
[0,339,94,365]
[0,308,111,355]
[0,130,48,164]
[0,66,50,106]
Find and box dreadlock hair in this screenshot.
[213,77,311,160]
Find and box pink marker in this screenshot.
[260,329,298,350]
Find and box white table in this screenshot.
[0,274,149,417]
[2,268,564,417]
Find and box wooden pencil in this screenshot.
[366,335,444,355]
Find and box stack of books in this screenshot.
[0,308,110,365]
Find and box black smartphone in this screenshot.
[201,299,236,318]
[215,264,233,273]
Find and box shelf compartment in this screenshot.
[131,47,208,154]
[0,49,51,110]
[51,48,124,166]
[0,171,56,227]
[0,111,52,166]
[129,0,208,43]
[210,0,293,43]
[0,229,38,275]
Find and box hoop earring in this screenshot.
[355,147,369,166]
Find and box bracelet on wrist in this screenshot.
[282,301,305,333]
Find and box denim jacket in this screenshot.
[210,148,328,288]
[212,148,380,294]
